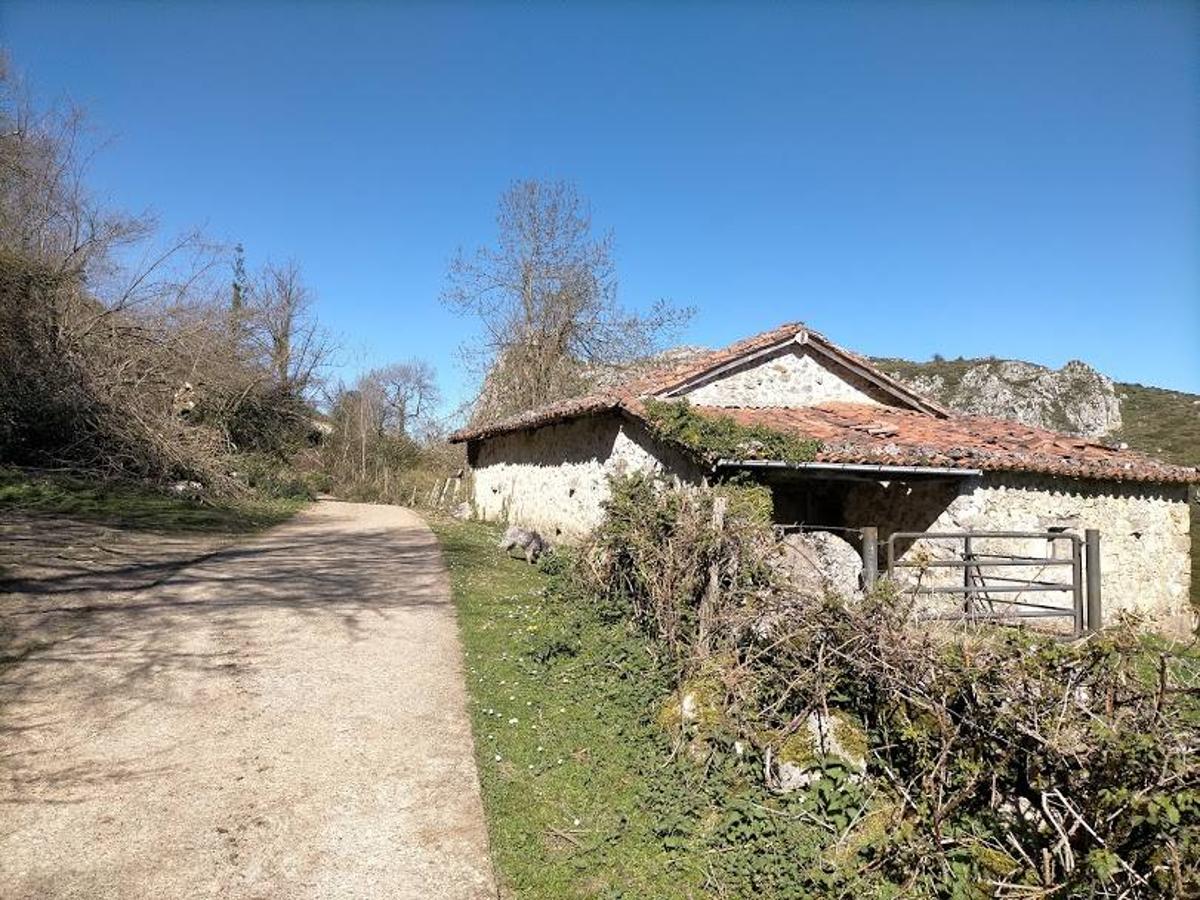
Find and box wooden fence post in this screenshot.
[1085,529,1102,632]
[698,496,728,657]
[861,526,878,589]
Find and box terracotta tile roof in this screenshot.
[620,322,810,394]
[621,322,947,415]
[706,403,1199,485]
[449,392,625,443]
[446,326,810,444]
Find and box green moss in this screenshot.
[659,675,726,733]
[777,728,820,767]
[715,480,775,523]
[774,711,868,769]
[830,711,869,761]
[642,398,821,465]
[967,842,1020,878]
[828,800,901,865]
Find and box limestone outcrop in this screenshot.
[881,358,1122,438]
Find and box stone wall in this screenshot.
[679,345,901,409]
[840,473,1192,627]
[469,412,704,539]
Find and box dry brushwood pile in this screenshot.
[578,474,1199,898]
[0,67,334,493]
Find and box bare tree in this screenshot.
[370,360,440,438]
[318,358,440,491]
[442,179,691,421]
[244,260,333,396]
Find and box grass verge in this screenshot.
[0,467,305,532]
[432,517,710,899]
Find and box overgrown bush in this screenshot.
[582,471,778,660]
[641,397,821,464]
[574,474,1200,897]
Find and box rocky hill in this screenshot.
[875,357,1123,439]
[876,356,1200,470]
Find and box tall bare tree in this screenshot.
[245,260,332,396]
[318,357,440,490]
[369,360,440,438]
[442,179,691,422]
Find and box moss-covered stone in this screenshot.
[770,710,869,792]
[657,675,726,733]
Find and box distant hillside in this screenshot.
[1110,383,1200,470]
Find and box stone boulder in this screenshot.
[776,530,863,599]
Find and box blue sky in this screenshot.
[4,1,1198,408]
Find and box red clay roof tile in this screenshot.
[704,403,1197,485]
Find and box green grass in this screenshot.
[433,517,712,899]
[1112,383,1200,470]
[0,467,305,533]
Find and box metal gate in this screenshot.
[884,530,1101,634]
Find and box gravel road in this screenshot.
[1,500,496,899]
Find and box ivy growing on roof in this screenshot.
[641,398,821,465]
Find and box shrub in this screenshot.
[581,472,780,661]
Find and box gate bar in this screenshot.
[1085,529,1102,632]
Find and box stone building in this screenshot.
[451,323,1196,627]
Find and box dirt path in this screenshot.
[1,501,496,899]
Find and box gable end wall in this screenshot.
[676,345,902,409]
